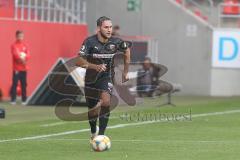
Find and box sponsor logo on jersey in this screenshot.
[93,54,114,58]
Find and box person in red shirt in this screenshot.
[10,30,30,105]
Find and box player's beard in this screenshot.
[100,30,110,40]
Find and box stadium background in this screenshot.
[1,0,240,159]
[1,0,240,99]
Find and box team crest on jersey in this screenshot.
[109,44,116,50]
[105,42,117,53]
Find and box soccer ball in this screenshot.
[20,52,26,59]
[92,135,111,152]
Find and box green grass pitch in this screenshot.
[0,96,240,160]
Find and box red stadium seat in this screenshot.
[175,0,183,4]
[194,9,208,21]
[194,9,202,17]
[223,0,240,15]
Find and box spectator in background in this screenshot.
[112,25,121,36]
[137,57,173,97]
[10,30,30,105]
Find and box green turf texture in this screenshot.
[0,96,240,160]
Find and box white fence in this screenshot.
[14,0,86,24]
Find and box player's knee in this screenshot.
[101,92,111,107]
[101,98,110,107]
[89,109,98,117]
[89,104,101,117]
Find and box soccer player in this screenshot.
[76,16,131,141]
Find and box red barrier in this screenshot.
[0,19,88,99]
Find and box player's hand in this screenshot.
[94,64,106,72]
[18,59,26,64]
[20,58,26,64]
[122,73,129,83]
[21,59,26,65]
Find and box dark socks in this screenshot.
[88,112,97,134]
[99,107,110,135]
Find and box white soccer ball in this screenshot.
[92,135,111,152]
[20,52,26,59]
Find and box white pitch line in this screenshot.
[26,138,240,144]
[40,116,120,127]
[40,122,76,127]
[192,109,240,118]
[0,121,157,143]
[1,109,240,143]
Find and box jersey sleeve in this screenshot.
[24,44,30,61]
[78,39,90,57]
[11,44,21,60]
[115,38,131,53]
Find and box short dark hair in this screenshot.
[113,25,120,30]
[144,57,152,62]
[97,16,111,27]
[16,30,23,36]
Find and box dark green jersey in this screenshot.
[78,34,126,84]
